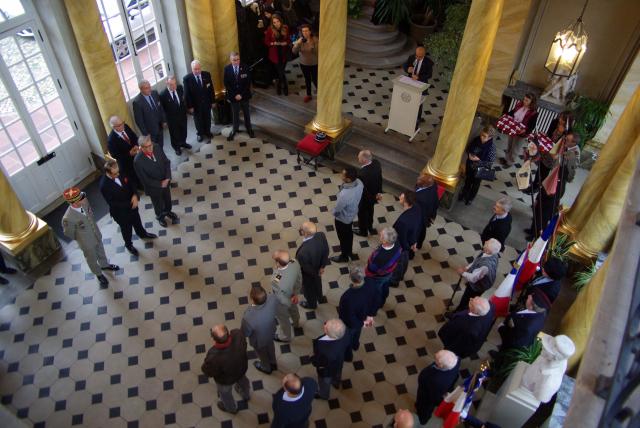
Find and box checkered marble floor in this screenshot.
[0,136,518,428]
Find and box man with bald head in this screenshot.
[296,221,330,309]
[132,79,166,148]
[271,373,318,428]
[354,150,383,237]
[415,349,460,424]
[271,250,303,342]
[107,115,141,190]
[438,296,495,359]
[311,319,352,400]
[201,324,250,414]
[391,408,421,428]
[402,45,433,128]
[160,75,192,155]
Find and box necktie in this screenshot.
[234,66,239,78]
[415,59,422,75]
[147,96,156,110]
[80,208,85,214]
[172,91,179,105]
[121,132,130,144]
[196,75,202,87]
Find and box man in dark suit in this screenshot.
[159,75,192,156]
[133,135,177,228]
[296,221,329,309]
[338,266,377,361]
[480,197,512,251]
[107,115,141,191]
[389,191,422,286]
[518,256,567,305]
[402,45,433,127]
[415,173,439,250]
[311,319,351,400]
[415,350,460,425]
[271,374,317,428]
[498,290,549,351]
[354,150,382,237]
[183,59,215,142]
[224,52,255,141]
[99,159,156,256]
[132,80,166,148]
[438,297,494,359]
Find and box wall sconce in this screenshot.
[544,0,589,77]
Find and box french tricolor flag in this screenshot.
[490,249,528,318]
[515,213,561,291]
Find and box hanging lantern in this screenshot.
[545,1,589,77]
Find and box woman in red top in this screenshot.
[504,92,538,165]
[264,13,290,96]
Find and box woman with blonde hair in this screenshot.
[264,13,290,96]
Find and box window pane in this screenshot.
[9,62,32,90]
[31,107,51,132]
[0,130,12,155]
[37,77,58,103]
[0,98,19,125]
[142,66,156,85]
[7,120,29,144]
[46,98,66,123]
[0,37,21,66]
[17,141,38,166]
[125,77,139,99]
[1,150,23,175]
[20,86,42,112]
[0,1,26,20]
[138,46,151,69]
[16,30,40,58]
[40,127,60,152]
[26,54,49,82]
[55,119,74,143]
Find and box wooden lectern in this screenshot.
[385,76,429,142]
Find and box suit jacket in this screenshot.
[107,125,139,182]
[241,293,278,349]
[338,283,377,329]
[358,160,383,204]
[480,213,512,250]
[438,304,495,358]
[201,329,248,385]
[160,85,188,127]
[295,232,329,278]
[523,276,561,304]
[393,205,422,251]
[61,202,102,251]
[416,358,460,410]
[271,377,318,428]
[402,54,433,84]
[224,63,252,101]
[99,175,137,223]
[133,144,171,191]
[183,71,214,111]
[132,90,166,137]
[311,333,351,378]
[415,184,439,226]
[499,310,546,349]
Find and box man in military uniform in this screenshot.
[271,249,302,343]
[61,187,119,286]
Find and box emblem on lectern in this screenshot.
[401,92,411,103]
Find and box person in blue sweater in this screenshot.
[330,167,363,263]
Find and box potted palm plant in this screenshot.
[409,0,438,43]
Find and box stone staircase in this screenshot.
[346,0,415,69]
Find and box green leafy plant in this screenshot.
[492,340,542,382]
[373,0,411,27]
[348,0,363,19]
[569,95,609,148]
[547,233,575,262]
[424,1,471,84]
[573,262,598,292]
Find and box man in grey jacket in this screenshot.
[271,250,302,343]
[132,79,166,148]
[330,166,364,263]
[241,285,278,374]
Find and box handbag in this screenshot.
[475,166,496,181]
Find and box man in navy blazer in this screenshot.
[498,290,549,351]
[311,319,352,400]
[271,374,317,428]
[296,221,330,309]
[402,45,433,128]
[338,266,377,361]
[354,150,383,237]
[183,59,215,141]
[390,191,422,286]
[159,75,192,156]
[107,115,141,191]
[132,80,166,148]
[438,297,494,359]
[224,52,255,141]
[415,350,460,424]
[414,173,439,250]
[99,159,156,255]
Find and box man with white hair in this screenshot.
[480,197,512,251]
[391,408,421,428]
[183,59,214,141]
[311,318,351,400]
[438,296,495,359]
[107,115,141,190]
[271,250,302,343]
[448,238,501,315]
[415,350,460,424]
[159,75,192,155]
[365,227,402,311]
[296,221,330,310]
[354,149,382,237]
[132,79,166,148]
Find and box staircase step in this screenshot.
[346,38,416,69]
[347,33,408,56]
[347,24,401,44]
[349,17,395,33]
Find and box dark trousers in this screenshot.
[454,284,483,313]
[417,220,429,250]
[273,61,288,94]
[357,198,375,234]
[299,63,317,96]
[389,249,410,286]
[114,209,147,246]
[415,396,437,425]
[531,162,552,193]
[302,272,323,308]
[146,186,172,219]
[150,131,164,148]
[193,105,212,137]
[230,99,253,133]
[317,368,342,400]
[167,118,187,150]
[461,163,481,203]
[366,275,391,311]
[344,326,362,361]
[335,219,353,258]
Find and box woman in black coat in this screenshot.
[459,126,496,205]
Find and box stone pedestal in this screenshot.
[485,361,540,427]
[1,218,60,272]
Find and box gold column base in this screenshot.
[305,118,352,140]
[0,211,39,248]
[568,239,599,264]
[424,162,460,192]
[0,215,60,272]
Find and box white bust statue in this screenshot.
[541,74,578,105]
[521,334,576,403]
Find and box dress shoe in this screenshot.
[197,135,203,142]
[254,361,272,374]
[125,244,139,256]
[174,148,182,156]
[0,266,17,275]
[97,274,109,286]
[217,401,238,414]
[158,217,168,228]
[101,264,120,271]
[300,301,316,310]
[303,95,312,103]
[314,393,328,400]
[182,143,192,149]
[353,228,368,237]
[369,229,377,236]
[273,334,290,343]
[349,254,359,261]
[271,364,278,372]
[247,130,255,138]
[227,132,235,142]
[141,232,157,239]
[523,228,533,235]
[167,212,178,221]
[330,255,349,263]
[464,200,471,206]
[206,133,214,139]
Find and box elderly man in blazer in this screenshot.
[183,59,215,141]
[224,52,255,141]
[295,221,329,310]
[402,44,433,127]
[415,173,439,250]
[133,135,177,228]
[241,285,278,374]
[271,250,303,343]
[389,191,422,286]
[61,187,119,287]
[99,159,157,256]
[415,350,460,425]
[438,297,495,359]
[107,115,141,191]
[132,80,166,148]
[338,266,377,361]
[311,319,352,400]
[159,75,192,155]
[354,150,382,237]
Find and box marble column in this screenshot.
[559,85,640,259]
[308,0,350,138]
[425,0,504,189]
[212,0,239,91]
[185,0,222,95]
[478,0,532,117]
[64,0,133,144]
[0,170,59,271]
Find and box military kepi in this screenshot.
[63,187,85,204]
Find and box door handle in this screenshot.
[37,151,56,166]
